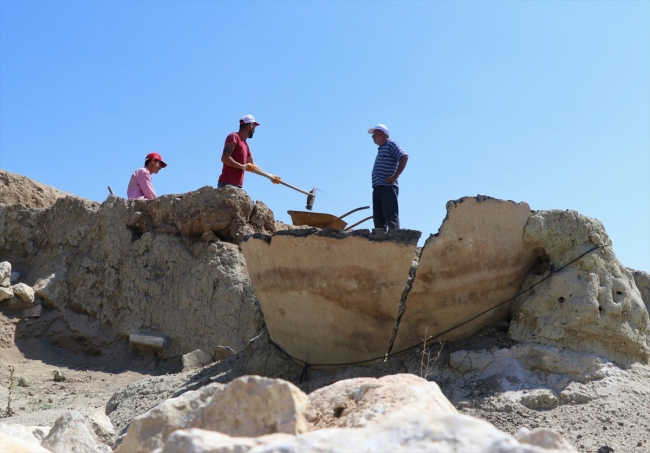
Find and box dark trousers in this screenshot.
[372,185,400,231]
[217,182,242,189]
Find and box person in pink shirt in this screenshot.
[127,152,167,200]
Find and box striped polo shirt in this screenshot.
[371,139,407,187]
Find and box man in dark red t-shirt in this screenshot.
[217,114,259,188]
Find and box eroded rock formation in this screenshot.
[509,210,650,365]
[1,186,274,357]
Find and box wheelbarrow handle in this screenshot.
[344,215,374,231]
[324,206,370,227]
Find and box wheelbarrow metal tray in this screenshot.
[287,210,347,229]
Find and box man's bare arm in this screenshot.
[221,142,245,170]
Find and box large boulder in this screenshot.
[509,210,650,365]
[167,412,576,453]
[306,374,457,430]
[115,382,224,453]
[185,375,309,436]
[116,376,308,453]
[158,429,293,453]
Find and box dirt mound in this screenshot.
[1,184,276,359]
[0,170,84,208]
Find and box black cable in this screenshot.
[267,244,605,369]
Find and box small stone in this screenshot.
[12,283,35,304]
[53,370,68,381]
[48,398,54,403]
[0,286,13,301]
[0,261,11,287]
[18,377,30,387]
[129,332,166,349]
[182,349,213,371]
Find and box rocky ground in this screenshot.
[451,328,650,453]
[2,319,648,452]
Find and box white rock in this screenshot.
[0,423,43,445]
[10,271,20,283]
[32,426,51,442]
[158,429,293,453]
[33,273,65,310]
[520,389,559,410]
[248,412,576,453]
[12,282,35,304]
[511,210,650,365]
[129,332,166,349]
[307,374,457,430]
[89,410,116,447]
[0,285,13,301]
[0,433,52,453]
[116,382,224,453]
[42,411,112,453]
[186,375,309,437]
[0,261,11,287]
[515,427,578,452]
[182,349,213,371]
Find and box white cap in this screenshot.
[368,124,389,136]
[240,114,260,125]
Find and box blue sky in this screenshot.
[1,1,648,272]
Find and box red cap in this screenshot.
[146,152,167,168]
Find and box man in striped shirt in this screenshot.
[368,124,409,231]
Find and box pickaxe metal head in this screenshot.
[306,187,316,211]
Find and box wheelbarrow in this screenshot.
[287,206,373,231]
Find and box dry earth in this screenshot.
[2,319,649,452]
[0,170,82,208]
[0,335,174,427]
